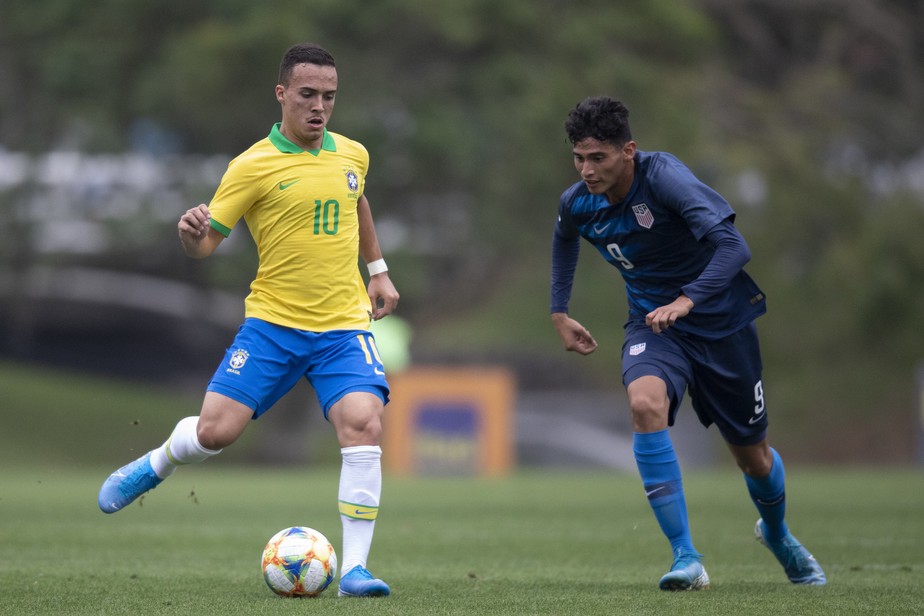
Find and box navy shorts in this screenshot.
[621,319,767,446]
[207,318,390,419]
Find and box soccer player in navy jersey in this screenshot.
[550,96,826,590]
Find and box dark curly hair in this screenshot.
[278,43,336,85]
[565,96,632,146]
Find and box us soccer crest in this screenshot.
[345,169,359,193]
[632,203,654,229]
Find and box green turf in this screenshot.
[1,466,921,615]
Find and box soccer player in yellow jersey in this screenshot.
[98,43,398,598]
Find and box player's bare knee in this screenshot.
[330,392,384,446]
[732,443,773,477]
[196,420,237,450]
[629,395,669,432]
[739,459,772,478]
[341,413,383,446]
[196,425,221,450]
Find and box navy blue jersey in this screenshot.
[552,150,766,339]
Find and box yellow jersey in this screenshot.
[208,124,372,332]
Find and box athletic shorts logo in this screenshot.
[345,169,359,193]
[632,203,654,229]
[227,349,249,375]
[629,343,646,356]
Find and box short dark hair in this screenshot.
[278,43,336,85]
[565,96,632,146]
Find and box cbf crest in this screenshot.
[227,349,249,375]
[345,169,359,193]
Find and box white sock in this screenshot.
[338,445,382,575]
[149,416,222,479]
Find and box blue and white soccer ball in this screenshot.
[261,526,338,597]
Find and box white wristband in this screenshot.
[367,258,388,276]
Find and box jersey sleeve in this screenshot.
[550,193,582,314]
[358,143,369,197]
[207,155,263,237]
[680,219,751,305]
[648,153,735,240]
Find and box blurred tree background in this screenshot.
[1,0,922,462]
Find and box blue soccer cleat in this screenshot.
[337,565,390,597]
[755,519,827,585]
[98,452,163,514]
[658,549,710,591]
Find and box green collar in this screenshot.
[268,123,336,156]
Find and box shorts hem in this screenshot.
[721,427,767,447]
[206,382,261,418]
[322,385,389,419]
[623,362,669,387]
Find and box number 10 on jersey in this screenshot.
[313,199,340,235]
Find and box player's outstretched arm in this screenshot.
[178,204,224,259]
[551,312,598,355]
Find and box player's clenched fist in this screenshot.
[177,204,222,258]
[178,204,211,239]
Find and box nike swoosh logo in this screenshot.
[748,413,766,425]
[593,222,611,234]
[374,368,385,376]
[645,486,665,497]
[279,179,300,190]
[355,509,372,516]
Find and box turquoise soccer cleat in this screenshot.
[658,549,710,591]
[755,519,827,585]
[98,452,163,514]
[337,565,391,597]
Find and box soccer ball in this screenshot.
[261,526,338,597]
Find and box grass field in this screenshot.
[1,465,922,615]
[0,360,922,614]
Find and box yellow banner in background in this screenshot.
[383,367,516,476]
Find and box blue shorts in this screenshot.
[207,318,390,419]
[621,319,767,446]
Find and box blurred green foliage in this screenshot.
[1,0,923,459]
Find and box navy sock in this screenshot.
[744,447,789,542]
[633,430,696,556]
